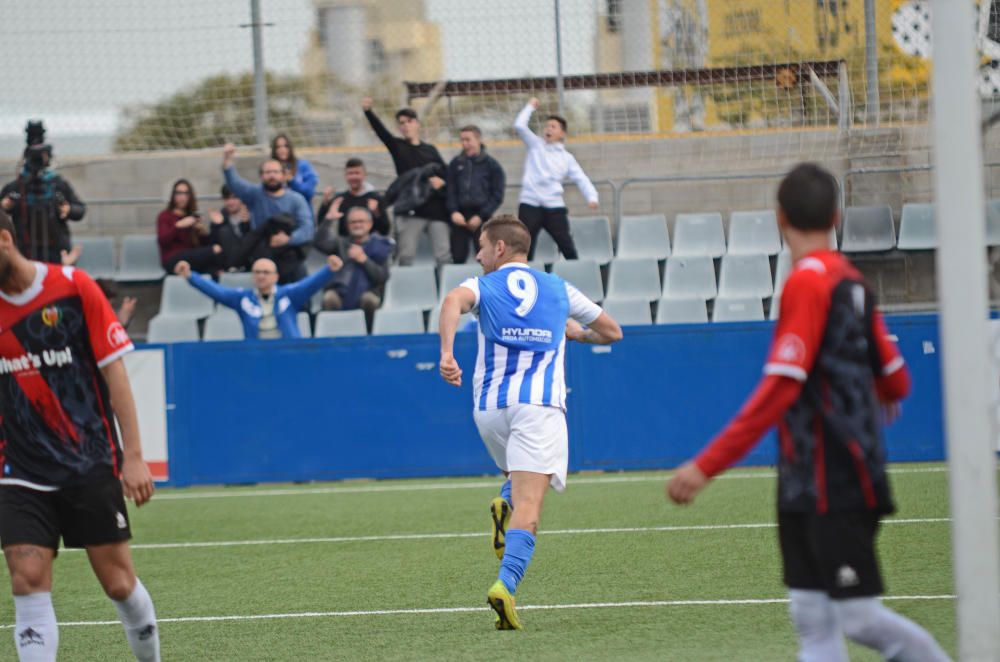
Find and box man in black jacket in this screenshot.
[362,96,451,266]
[446,125,506,264]
[0,147,85,264]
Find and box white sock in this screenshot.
[835,597,951,661]
[788,589,849,662]
[13,592,58,662]
[113,579,160,662]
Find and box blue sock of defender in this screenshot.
[498,529,535,594]
[499,479,512,506]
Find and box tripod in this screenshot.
[16,175,63,264]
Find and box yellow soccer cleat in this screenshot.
[490,497,511,560]
[487,580,523,630]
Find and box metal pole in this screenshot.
[863,0,879,125]
[931,1,1000,660]
[251,0,268,147]
[837,60,852,131]
[554,0,565,115]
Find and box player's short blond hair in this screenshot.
[482,214,530,256]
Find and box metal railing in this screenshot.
[843,162,1000,211]
[81,164,1000,240]
[615,172,792,231]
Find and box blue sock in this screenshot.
[499,479,512,506]
[498,529,535,594]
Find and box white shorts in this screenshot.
[473,403,569,492]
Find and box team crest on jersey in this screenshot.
[107,322,129,349]
[774,334,806,365]
[40,306,61,327]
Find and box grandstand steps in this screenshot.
[0,125,960,335]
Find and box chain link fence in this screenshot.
[1,1,995,162]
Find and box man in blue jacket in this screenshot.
[173,254,342,340]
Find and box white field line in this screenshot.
[152,465,948,502]
[59,517,951,553]
[0,595,956,629]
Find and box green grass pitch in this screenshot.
[0,464,956,660]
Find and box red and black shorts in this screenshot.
[0,479,132,551]
[779,510,884,599]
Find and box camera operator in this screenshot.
[0,121,86,263]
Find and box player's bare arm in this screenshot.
[101,359,154,507]
[565,313,623,345]
[438,287,477,387]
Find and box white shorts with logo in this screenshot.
[473,403,569,492]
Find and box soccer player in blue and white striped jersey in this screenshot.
[439,214,622,630]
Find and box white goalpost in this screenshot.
[930,1,1000,659]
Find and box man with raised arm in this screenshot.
[513,98,599,261]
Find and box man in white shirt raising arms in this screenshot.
[514,98,599,261]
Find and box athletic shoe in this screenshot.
[487,580,522,630]
[490,497,511,560]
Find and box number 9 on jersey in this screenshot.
[507,270,538,317]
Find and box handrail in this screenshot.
[615,172,794,229]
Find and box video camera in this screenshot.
[23,120,52,178]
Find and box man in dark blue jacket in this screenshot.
[446,125,506,264]
[315,206,393,327]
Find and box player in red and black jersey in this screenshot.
[668,165,949,661]
[0,211,160,661]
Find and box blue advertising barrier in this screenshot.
[153,314,944,487]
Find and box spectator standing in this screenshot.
[222,143,314,282]
[156,179,233,274]
[362,97,451,265]
[315,206,393,326]
[446,125,506,264]
[317,158,390,237]
[514,98,599,260]
[174,254,343,340]
[271,133,318,202]
[0,123,86,263]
